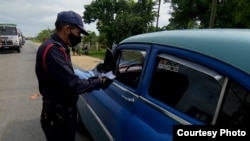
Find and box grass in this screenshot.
[74,48,106,60]
[31,39,41,43]
[86,49,106,60]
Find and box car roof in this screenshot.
[120,29,250,75]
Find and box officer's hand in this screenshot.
[100,77,112,89]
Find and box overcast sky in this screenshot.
[0,0,171,37]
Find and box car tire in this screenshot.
[17,47,21,53]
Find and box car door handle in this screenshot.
[121,95,135,103]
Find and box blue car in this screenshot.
[77,29,250,141]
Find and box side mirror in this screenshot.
[97,47,116,73]
[96,63,105,73]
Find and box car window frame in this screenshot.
[158,53,224,84]
[150,53,226,123]
[112,43,151,93]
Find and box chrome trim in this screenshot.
[121,95,135,102]
[112,82,191,125]
[78,96,114,141]
[113,82,139,98]
[139,96,191,125]
[212,77,229,124]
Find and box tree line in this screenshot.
[35,0,250,48]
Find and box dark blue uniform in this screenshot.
[35,33,102,141]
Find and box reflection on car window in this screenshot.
[217,80,250,126]
[116,50,146,89]
[149,56,224,124]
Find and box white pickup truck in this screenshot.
[0,24,21,53]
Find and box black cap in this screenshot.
[56,10,89,35]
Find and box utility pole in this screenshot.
[156,0,161,31]
[209,0,217,28]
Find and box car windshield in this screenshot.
[0,26,17,35]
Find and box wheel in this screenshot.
[17,47,21,53]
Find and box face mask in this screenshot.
[68,32,81,47]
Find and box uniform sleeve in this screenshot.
[45,46,102,94]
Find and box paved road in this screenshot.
[0,41,92,141]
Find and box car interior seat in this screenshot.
[150,69,189,107]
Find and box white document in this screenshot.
[101,71,116,80]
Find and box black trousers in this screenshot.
[40,105,77,141]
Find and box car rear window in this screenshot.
[149,55,225,124]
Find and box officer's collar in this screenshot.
[51,33,70,52]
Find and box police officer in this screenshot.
[35,10,109,141]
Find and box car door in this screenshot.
[86,44,151,140]
[124,44,229,141]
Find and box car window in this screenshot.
[149,54,225,124]
[115,49,146,89]
[216,80,250,126]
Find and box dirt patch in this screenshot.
[71,55,102,70]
